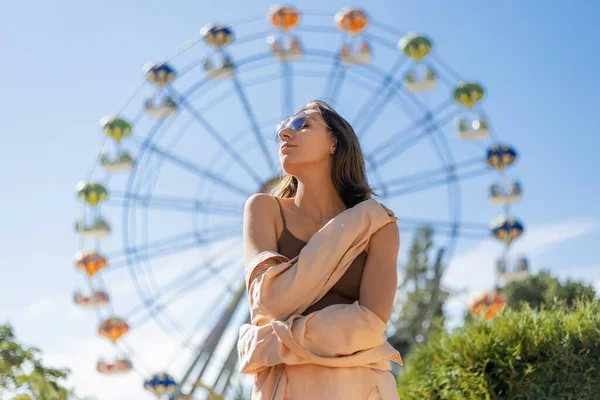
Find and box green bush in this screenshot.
[397,300,600,400]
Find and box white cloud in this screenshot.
[24,295,85,320]
[43,338,149,400]
[510,218,599,257]
[442,217,599,329]
[30,217,600,398]
[42,321,235,400]
[31,240,247,400]
[25,296,62,315]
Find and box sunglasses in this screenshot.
[275,111,331,138]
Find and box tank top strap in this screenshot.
[274,197,287,230]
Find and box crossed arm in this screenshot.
[243,193,399,322]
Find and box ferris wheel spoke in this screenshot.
[356,62,417,139]
[231,75,278,175]
[125,256,187,339]
[134,115,197,196]
[380,163,491,198]
[177,58,206,80]
[368,20,407,39]
[83,272,104,320]
[199,64,276,109]
[381,156,483,187]
[106,191,244,215]
[183,52,273,104]
[183,284,247,397]
[106,223,239,270]
[126,255,237,324]
[128,273,215,333]
[129,258,241,333]
[372,127,433,167]
[363,31,403,51]
[146,262,239,324]
[395,217,489,240]
[394,86,484,228]
[296,24,340,35]
[351,57,407,135]
[71,12,526,394]
[163,282,240,370]
[116,340,152,377]
[212,332,243,396]
[322,55,341,101]
[320,69,375,93]
[426,60,457,89]
[367,99,455,157]
[430,53,464,83]
[379,86,465,231]
[321,52,348,104]
[166,87,268,185]
[123,241,234,319]
[369,106,460,167]
[329,66,347,104]
[230,28,272,46]
[196,66,378,122]
[179,75,216,104]
[395,216,489,231]
[355,76,399,139]
[184,274,245,355]
[128,135,253,197]
[188,64,278,118]
[281,62,294,119]
[394,80,461,142]
[194,223,243,244]
[106,233,200,269]
[105,194,196,213]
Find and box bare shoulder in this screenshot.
[367,221,400,256]
[244,193,278,216]
[243,194,279,266]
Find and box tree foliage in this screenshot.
[0,324,71,400]
[397,299,600,400]
[502,270,596,311]
[388,225,451,358]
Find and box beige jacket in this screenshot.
[237,199,403,400]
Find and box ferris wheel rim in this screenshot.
[110,45,489,343]
[74,6,524,396]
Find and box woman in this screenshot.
[241,99,401,399]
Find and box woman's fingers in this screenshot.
[379,202,395,217]
[378,203,398,222]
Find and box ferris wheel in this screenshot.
[72,5,526,399]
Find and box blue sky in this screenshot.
[1,1,599,399]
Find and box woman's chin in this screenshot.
[280,153,296,164]
[281,158,303,174]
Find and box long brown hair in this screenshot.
[269,99,378,208]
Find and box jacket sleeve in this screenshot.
[245,199,393,320]
[237,301,402,374]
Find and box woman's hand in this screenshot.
[379,202,398,222]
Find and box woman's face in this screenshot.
[277,107,336,174]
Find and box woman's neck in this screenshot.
[293,173,346,225]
